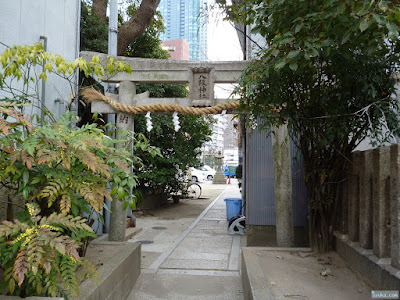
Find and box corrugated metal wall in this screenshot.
[245,125,308,227]
[246,126,276,225]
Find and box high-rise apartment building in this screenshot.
[158,0,208,61]
[203,115,227,154]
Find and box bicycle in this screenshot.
[185,181,202,199]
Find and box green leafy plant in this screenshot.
[0,203,97,298]
[235,165,242,180]
[0,43,131,115]
[0,104,157,217]
[0,100,160,298]
[0,43,157,215]
[0,44,160,297]
[217,0,400,251]
[134,114,212,196]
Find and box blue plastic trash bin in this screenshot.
[224,198,242,220]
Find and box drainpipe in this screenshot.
[242,24,247,214]
[71,0,81,116]
[104,0,119,233]
[108,0,118,93]
[54,98,62,118]
[39,35,47,123]
[243,24,247,60]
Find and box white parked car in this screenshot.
[189,167,207,182]
[202,165,216,180]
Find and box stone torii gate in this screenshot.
[80,51,294,246]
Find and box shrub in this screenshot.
[0,203,97,298]
[0,44,160,297]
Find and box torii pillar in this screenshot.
[108,81,135,241]
[272,124,295,247]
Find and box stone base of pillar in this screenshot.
[213,172,226,184]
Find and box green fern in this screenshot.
[0,203,98,298]
[59,257,79,298]
[0,46,145,298]
[39,180,68,207]
[1,105,156,216]
[60,193,71,213]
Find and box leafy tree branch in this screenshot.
[220,0,400,251]
[90,0,162,55]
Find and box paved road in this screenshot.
[127,181,245,300]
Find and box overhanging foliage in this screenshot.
[218,0,400,251]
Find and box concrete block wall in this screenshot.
[334,145,400,288]
[78,242,141,300]
[1,242,141,300]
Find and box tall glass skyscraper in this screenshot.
[158,0,208,61]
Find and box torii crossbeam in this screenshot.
[80,51,250,113]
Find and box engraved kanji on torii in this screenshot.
[198,75,207,98]
[80,51,250,114]
[191,67,211,102]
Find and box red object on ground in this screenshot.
[228,176,231,184]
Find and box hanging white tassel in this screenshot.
[145,111,153,132]
[221,110,227,115]
[173,112,181,132]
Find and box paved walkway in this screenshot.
[127,183,245,300]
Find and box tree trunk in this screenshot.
[92,0,108,23]
[302,140,351,252]
[6,195,13,221]
[117,0,162,55]
[91,0,162,56]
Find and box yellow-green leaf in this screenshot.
[119,62,124,71]
[44,62,52,72]
[124,65,131,73]
[32,265,38,275]
[9,278,15,293]
[106,64,113,74]
[39,72,47,82]
[117,186,124,199]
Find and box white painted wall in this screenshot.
[0,0,81,118]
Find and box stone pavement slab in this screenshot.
[128,272,244,300]
[127,181,245,299]
[160,258,228,270]
[168,251,229,261]
[242,247,373,300]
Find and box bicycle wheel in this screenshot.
[188,183,202,199]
